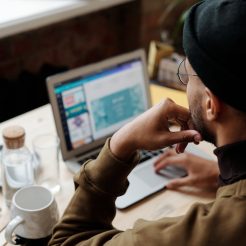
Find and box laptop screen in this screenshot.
[53,58,148,151]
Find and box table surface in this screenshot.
[0,84,216,244]
[0,0,134,39]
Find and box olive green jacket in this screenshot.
[49,139,246,245]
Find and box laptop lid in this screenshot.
[47,49,151,161]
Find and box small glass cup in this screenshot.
[32,134,61,194]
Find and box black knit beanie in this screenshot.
[183,0,246,112]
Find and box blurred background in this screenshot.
[0,0,199,122]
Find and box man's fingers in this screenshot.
[154,154,188,172]
[164,130,202,147]
[164,100,190,121]
[167,177,192,189]
[154,149,176,166]
[175,124,191,153]
[176,142,188,153]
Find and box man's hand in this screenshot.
[110,99,202,161]
[154,149,219,191]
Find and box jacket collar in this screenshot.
[217,179,246,198]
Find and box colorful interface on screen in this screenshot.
[54,59,148,151]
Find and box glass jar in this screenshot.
[1,126,34,207]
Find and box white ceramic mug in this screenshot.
[5,185,59,244]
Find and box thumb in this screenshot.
[167,177,191,189]
[167,130,202,146]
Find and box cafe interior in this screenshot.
[0,0,235,245]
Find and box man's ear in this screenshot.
[204,87,221,121]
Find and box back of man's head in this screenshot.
[183,0,246,113]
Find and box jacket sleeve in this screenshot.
[48,138,141,245]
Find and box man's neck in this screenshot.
[216,121,246,147]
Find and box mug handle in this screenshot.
[5,216,24,245]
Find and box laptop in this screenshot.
[47,49,213,209]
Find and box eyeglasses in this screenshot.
[177,59,198,85]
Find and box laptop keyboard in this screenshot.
[78,149,165,165]
[77,148,186,178]
[139,149,187,177]
[139,149,164,163]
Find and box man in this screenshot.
[49,0,246,245]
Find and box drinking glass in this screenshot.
[32,134,61,194]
